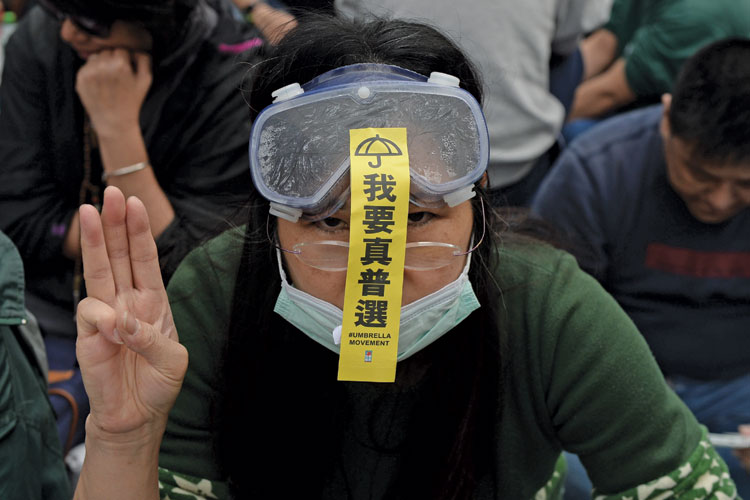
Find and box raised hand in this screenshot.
[76,186,187,439]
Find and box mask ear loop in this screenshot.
[452,195,485,257]
[266,214,301,256]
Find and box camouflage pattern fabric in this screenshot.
[591,432,737,500]
[534,453,567,499]
[159,468,228,500]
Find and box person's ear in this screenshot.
[478,172,489,189]
[661,93,672,112]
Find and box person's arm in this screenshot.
[552,0,611,60]
[535,252,736,496]
[141,49,255,280]
[580,28,618,80]
[74,422,163,500]
[568,57,636,120]
[74,187,188,499]
[63,212,82,259]
[76,49,175,240]
[234,0,297,45]
[78,44,255,281]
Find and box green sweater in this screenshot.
[158,229,736,499]
[604,0,750,98]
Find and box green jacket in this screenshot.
[0,231,70,499]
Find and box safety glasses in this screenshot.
[271,197,486,271]
[39,0,112,38]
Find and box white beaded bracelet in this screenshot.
[101,161,149,182]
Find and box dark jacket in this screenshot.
[0,231,70,499]
[0,0,264,337]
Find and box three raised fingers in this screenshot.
[81,187,165,299]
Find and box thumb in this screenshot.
[116,311,187,383]
[133,52,153,88]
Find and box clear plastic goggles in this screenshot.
[249,64,490,222]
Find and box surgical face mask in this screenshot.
[273,249,480,361]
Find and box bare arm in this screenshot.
[74,422,162,500]
[568,58,636,120]
[63,212,81,259]
[580,28,619,81]
[76,50,175,243]
[234,0,297,45]
[96,123,174,237]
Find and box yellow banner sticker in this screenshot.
[337,128,410,382]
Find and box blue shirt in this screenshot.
[533,105,750,380]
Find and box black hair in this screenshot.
[668,37,750,164]
[217,14,507,498]
[46,0,197,60]
[247,14,483,117]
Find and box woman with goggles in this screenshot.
[73,16,737,500]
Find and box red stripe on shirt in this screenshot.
[645,243,750,278]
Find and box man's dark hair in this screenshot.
[669,37,750,164]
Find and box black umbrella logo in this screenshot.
[354,134,403,168]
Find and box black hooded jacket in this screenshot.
[0,0,265,337]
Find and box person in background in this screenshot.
[336,0,605,207]
[0,0,263,342]
[0,0,22,83]
[1,0,35,20]
[0,230,70,500]
[229,0,336,46]
[565,0,750,142]
[72,16,737,500]
[0,0,264,462]
[533,38,750,498]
